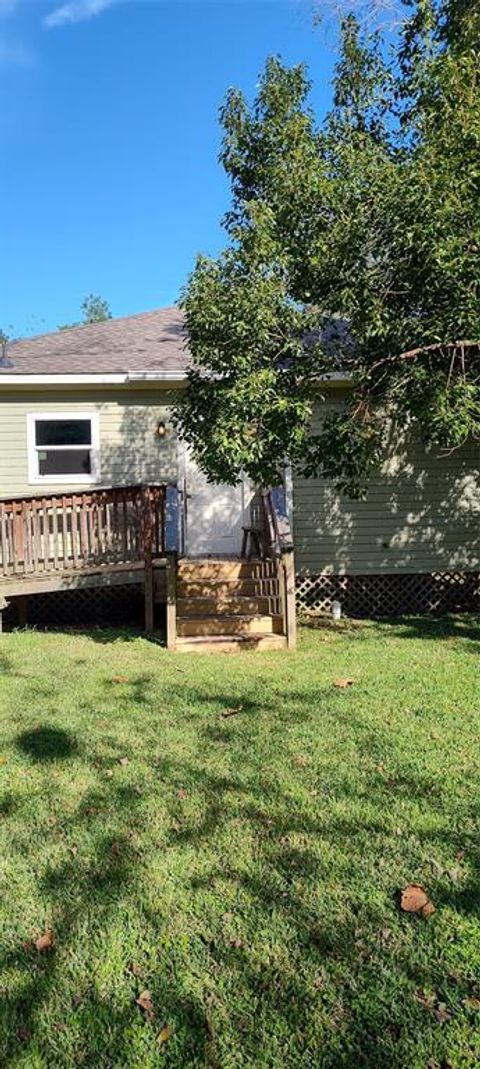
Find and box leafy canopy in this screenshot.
[58,293,112,331]
[175,0,480,494]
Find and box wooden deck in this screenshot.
[0,484,179,638]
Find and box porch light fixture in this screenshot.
[155,421,168,438]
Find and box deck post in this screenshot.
[0,596,7,634]
[142,486,154,633]
[166,553,177,650]
[282,549,297,650]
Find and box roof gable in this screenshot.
[1,308,189,377]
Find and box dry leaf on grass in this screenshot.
[463,996,480,1010]
[434,1003,452,1024]
[400,884,435,918]
[105,769,114,778]
[221,705,244,718]
[136,989,154,1021]
[35,929,55,952]
[130,962,143,977]
[157,1024,172,1045]
[293,755,309,768]
[15,1027,31,1043]
[333,678,356,689]
[112,676,129,684]
[455,849,466,861]
[118,757,129,767]
[415,989,437,1009]
[177,788,188,800]
[69,845,78,857]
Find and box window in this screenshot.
[27,413,100,484]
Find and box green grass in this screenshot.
[0,617,479,1068]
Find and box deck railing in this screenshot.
[0,484,169,579]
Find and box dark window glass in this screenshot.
[38,449,92,476]
[35,419,92,447]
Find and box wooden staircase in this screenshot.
[174,557,288,653]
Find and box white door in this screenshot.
[183,448,246,557]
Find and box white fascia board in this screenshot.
[0,371,189,387]
[0,369,350,388]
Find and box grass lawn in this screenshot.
[0,618,479,1069]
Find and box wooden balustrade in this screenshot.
[0,484,168,579]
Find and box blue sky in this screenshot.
[0,1,336,338]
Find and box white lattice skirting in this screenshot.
[295,572,480,618]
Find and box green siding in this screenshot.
[293,390,480,574]
[0,388,178,498]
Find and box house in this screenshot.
[0,307,478,648]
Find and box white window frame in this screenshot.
[27,411,101,485]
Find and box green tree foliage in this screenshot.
[175,0,480,494]
[58,294,112,331]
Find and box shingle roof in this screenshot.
[0,307,190,376]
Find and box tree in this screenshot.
[58,294,112,331]
[174,0,480,494]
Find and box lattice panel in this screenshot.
[4,583,145,631]
[295,572,480,618]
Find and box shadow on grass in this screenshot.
[16,726,79,761]
[301,612,480,649]
[2,657,480,1067]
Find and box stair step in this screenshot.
[175,633,287,654]
[176,614,284,638]
[178,559,274,581]
[177,596,274,617]
[177,578,263,598]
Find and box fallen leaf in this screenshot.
[157,1024,171,1045]
[15,1027,31,1043]
[333,678,355,688]
[434,1003,452,1024]
[293,755,308,768]
[70,845,78,857]
[112,676,129,684]
[118,757,129,767]
[415,989,437,1009]
[222,912,234,923]
[455,849,465,861]
[105,769,114,778]
[463,996,480,1010]
[130,962,143,977]
[447,866,461,882]
[136,989,154,1021]
[35,929,54,952]
[221,705,244,718]
[177,788,188,800]
[400,884,435,917]
[400,884,429,912]
[229,937,244,949]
